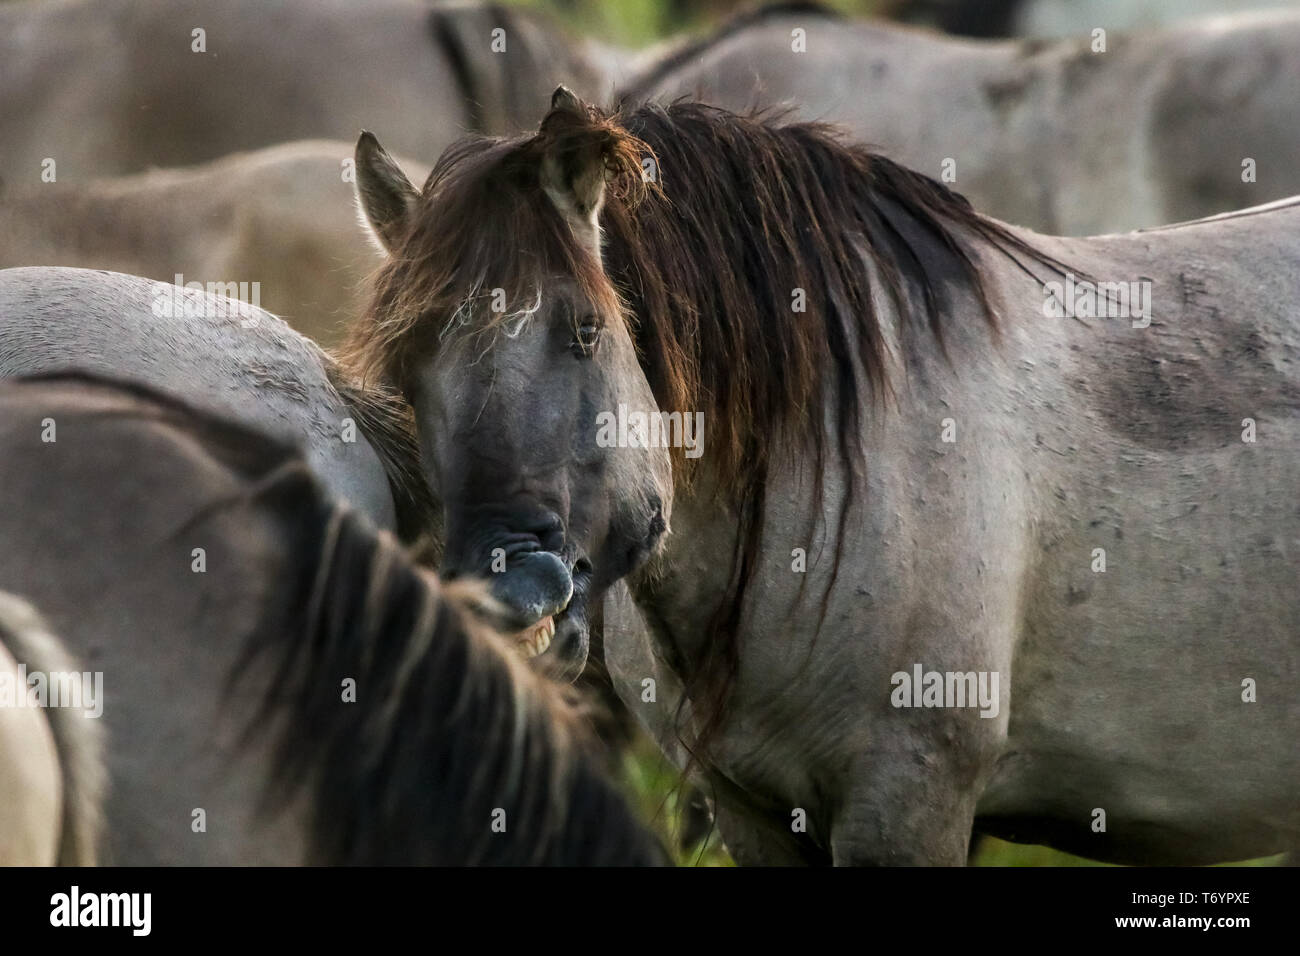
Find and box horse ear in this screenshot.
[540,88,605,257]
[355,131,419,255]
[551,84,584,115]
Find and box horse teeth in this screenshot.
[513,616,554,660]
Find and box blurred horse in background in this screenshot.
[624,2,1300,233]
[886,0,1300,37]
[0,141,429,347]
[0,0,609,183]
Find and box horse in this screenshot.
[0,373,668,865]
[886,0,1300,38]
[0,266,434,544]
[621,3,1300,234]
[0,141,428,348]
[345,88,1300,865]
[0,0,607,183]
[0,591,104,866]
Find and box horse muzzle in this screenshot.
[489,550,591,683]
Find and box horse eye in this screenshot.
[571,320,601,356]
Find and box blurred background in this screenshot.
[505,0,1300,44]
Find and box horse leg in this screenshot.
[831,788,976,865]
[687,766,829,865]
[712,801,831,866]
[829,732,994,866]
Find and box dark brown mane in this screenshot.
[605,101,1067,757]
[343,98,1068,759]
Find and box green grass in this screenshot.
[618,735,734,866]
[972,838,1284,867]
[971,838,1114,867]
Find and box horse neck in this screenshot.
[621,203,1030,705]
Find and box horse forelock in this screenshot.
[342,115,649,391]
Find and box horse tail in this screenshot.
[0,591,106,866]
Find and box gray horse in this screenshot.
[623,3,1300,234]
[347,91,1300,865]
[0,267,433,540]
[0,141,429,348]
[889,0,1300,38]
[0,0,607,183]
[0,591,103,866]
[0,374,667,865]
